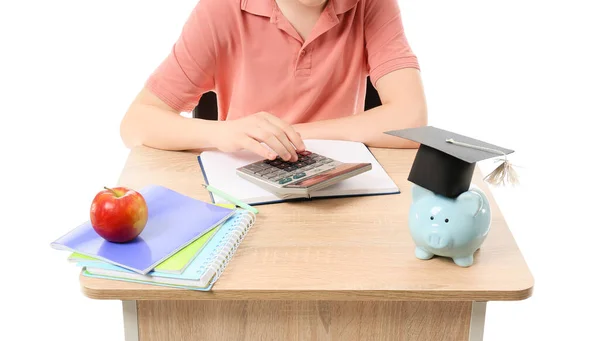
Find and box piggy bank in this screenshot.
[408,184,491,267]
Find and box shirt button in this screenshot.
[300,50,306,56]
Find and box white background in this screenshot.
[1,0,598,340]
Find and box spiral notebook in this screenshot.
[66,203,237,275]
[50,185,235,274]
[79,209,256,291]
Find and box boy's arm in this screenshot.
[121,87,304,160]
[120,88,220,151]
[292,67,427,148]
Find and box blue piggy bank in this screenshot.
[408,184,491,267]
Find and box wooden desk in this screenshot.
[80,146,533,341]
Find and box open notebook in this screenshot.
[198,139,399,205]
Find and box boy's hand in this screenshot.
[213,112,305,161]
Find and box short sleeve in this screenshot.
[145,0,218,112]
[364,0,420,86]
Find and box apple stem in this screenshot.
[104,186,120,197]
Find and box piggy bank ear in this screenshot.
[412,184,434,201]
[456,190,483,216]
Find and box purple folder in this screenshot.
[51,185,235,274]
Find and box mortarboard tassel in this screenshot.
[445,138,519,186]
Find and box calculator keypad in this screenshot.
[239,151,336,185]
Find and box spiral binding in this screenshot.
[196,210,256,285]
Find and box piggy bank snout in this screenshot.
[426,230,451,249]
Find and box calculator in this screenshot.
[236,150,372,199]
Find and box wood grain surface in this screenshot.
[137,300,472,341]
[80,146,534,301]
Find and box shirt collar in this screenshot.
[241,0,359,17]
[240,0,273,17]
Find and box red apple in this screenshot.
[90,186,148,243]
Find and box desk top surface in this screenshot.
[80,146,533,301]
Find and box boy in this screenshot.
[120,0,427,162]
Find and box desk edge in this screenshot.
[80,275,533,302]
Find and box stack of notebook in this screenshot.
[50,185,257,291]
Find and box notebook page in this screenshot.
[199,149,278,204]
[307,140,399,197]
[198,139,399,204]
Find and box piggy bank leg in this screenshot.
[452,254,474,267]
[415,246,434,260]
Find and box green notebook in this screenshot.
[68,203,235,274]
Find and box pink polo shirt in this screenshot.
[145,0,419,123]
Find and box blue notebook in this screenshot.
[78,209,256,291]
[51,185,235,274]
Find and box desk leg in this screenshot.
[134,300,483,341]
[468,301,486,341]
[122,300,139,341]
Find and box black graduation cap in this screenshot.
[385,126,515,198]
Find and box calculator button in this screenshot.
[258,169,273,176]
[247,163,263,170]
[284,166,297,172]
[279,177,292,184]
[295,162,306,168]
[293,172,306,179]
[322,158,333,164]
[313,164,335,173]
[305,159,315,165]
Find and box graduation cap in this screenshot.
[385,126,517,198]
